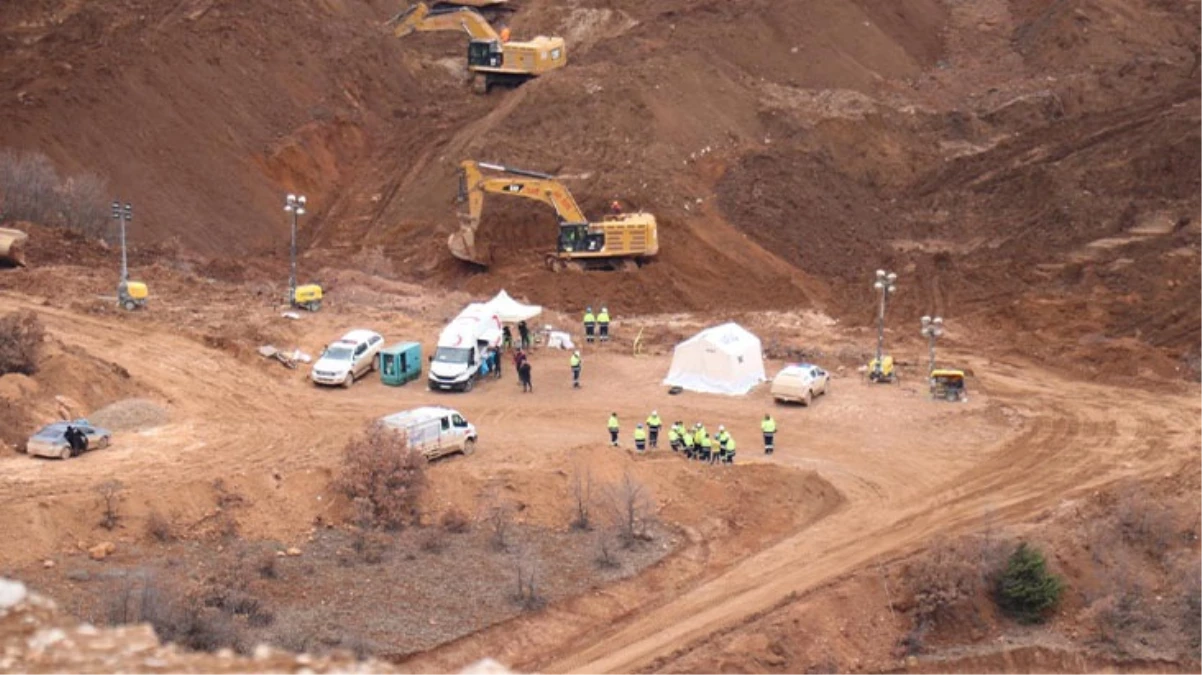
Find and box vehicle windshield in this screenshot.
[33,427,65,440]
[324,346,354,361]
[434,347,472,364]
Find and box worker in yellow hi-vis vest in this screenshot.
[761,413,777,455]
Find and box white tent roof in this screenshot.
[662,322,766,395]
[486,289,542,323]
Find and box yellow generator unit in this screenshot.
[868,355,895,383]
[118,280,149,311]
[293,284,323,312]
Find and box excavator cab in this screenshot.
[558,223,603,254]
[468,40,503,68]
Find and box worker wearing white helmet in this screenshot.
[715,425,732,465]
[570,350,582,388]
[596,306,611,342]
[646,410,663,449]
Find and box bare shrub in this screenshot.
[1087,548,1163,652]
[603,471,656,548]
[211,478,246,510]
[56,173,108,238]
[595,529,619,569]
[0,309,44,376]
[512,545,545,611]
[351,530,387,564]
[1182,555,1202,652]
[569,461,593,531]
[0,150,58,224]
[419,528,447,554]
[908,539,991,633]
[440,507,471,534]
[1114,490,1178,560]
[334,423,427,530]
[481,493,515,552]
[95,479,125,531]
[145,510,176,543]
[256,552,279,580]
[107,574,245,653]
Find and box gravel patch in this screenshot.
[88,399,170,432]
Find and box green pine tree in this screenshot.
[996,542,1064,624]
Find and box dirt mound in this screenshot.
[0,331,151,448]
[88,398,170,432]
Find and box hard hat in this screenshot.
[587,306,592,311]
[601,306,608,311]
[637,423,643,428]
[652,410,657,415]
[574,350,580,356]
[719,425,725,431]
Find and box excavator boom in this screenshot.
[391,2,499,40]
[449,161,658,270]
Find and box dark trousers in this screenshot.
[572,366,581,387]
[609,429,618,445]
[649,428,659,447]
[764,432,775,454]
[635,440,646,452]
[599,323,609,341]
[699,447,710,462]
[585,323,596,342]
[684,445,694,459]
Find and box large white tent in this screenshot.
[485,289,542,324]
[663,322,766,395]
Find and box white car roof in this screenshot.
[381,406,460,427]
[340,329,382,344]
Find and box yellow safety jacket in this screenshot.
[597,310,610,324]
[607,415,619,431]
[667,427,680,442]
[633,428,646,442]
[583,312,596,324]
[699,434,713,449]
[761,418,777,433]
[682,432,695,448]
[570,354,581,368]
[647,414,662,429]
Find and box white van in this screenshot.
[428,303,502,392]
[380,406,478,459]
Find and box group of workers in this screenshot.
[582,307,611,343]
[606,412,780,464]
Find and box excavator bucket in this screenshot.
[0,228,29,267]
[448,223,490,266]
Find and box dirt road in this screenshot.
[541,361,1199,673]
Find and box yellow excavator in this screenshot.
[452,160,659,272]
[390,2,566,93]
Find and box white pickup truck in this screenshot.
[380,406,478,460]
